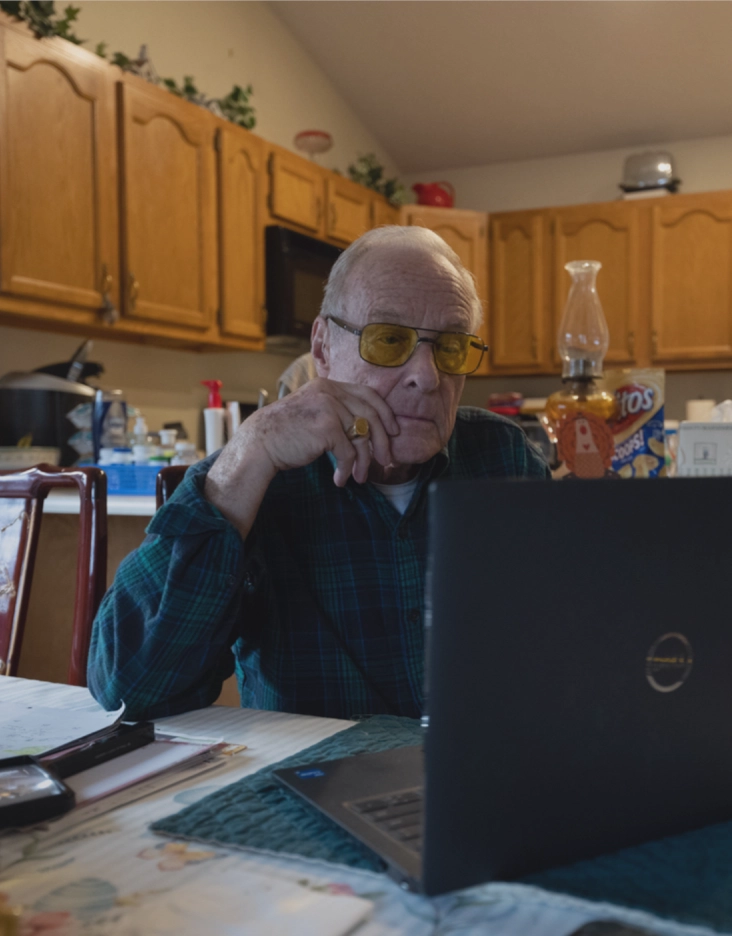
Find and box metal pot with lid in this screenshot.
[0,370,95,466]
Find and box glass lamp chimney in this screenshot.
[557,260,609,380]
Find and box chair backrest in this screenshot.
[0,464,107,685]
[155,465,188,511]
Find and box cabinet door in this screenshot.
[372,198,400,228]
[217,124,265,342]
[269,149,322,233]
[401,206,489,375]
[325,175,371,244]
[119,78,217,330]
[651,193,732,363]
[490,211,547,372]
[0,26,118,312]
[554,202,640,366]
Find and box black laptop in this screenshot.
[275,477,732,896]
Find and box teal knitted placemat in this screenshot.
[151,715,420,872]
[152,715,732,931]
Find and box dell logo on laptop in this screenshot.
[646,633,694,693]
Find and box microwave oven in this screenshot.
[265,226,343,350]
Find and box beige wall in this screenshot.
[76,0,399,177]
[402,133,732,213]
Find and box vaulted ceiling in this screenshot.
[270,1,732,173]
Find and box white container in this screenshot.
[685,399,716,422]
[203,408,226,456]
[677,422,732,476]
[171,441,198,466]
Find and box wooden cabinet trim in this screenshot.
[650,197,732,362]
[217,124,265,341]
[490,213,546,372]
[0,26,118,315]
[118,79,217,331]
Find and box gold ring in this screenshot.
[346,417,370,441]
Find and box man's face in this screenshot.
[315,244,475,471]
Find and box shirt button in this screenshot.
[242,572,255,591]
[397,526,408,540]
[408,609,420,623]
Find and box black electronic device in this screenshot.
[41,721,155,780]
[0,756,75,829]
[265,225,343,347]
[276,476,732,895]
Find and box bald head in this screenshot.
[320,225,483,332]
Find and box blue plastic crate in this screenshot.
[97,464,163,496]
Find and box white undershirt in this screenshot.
[371,477,420,515]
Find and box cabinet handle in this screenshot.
[100,263,119,325]
[128,272,140,311]
[315,197,322,226]
[531,335,538,360]
[330,203,337,230]
[651,328,659,357]
[627,330,635,357]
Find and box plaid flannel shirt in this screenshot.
[87,407,550,720]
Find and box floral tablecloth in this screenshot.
[0,678,723,936]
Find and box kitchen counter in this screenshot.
[45,491,156,516]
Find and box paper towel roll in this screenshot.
[685,399,716,422]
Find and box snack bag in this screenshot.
[601,369,665,478]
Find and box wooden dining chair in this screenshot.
[155,465,188,511]
[0,464,107,685]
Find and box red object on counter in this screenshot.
[201,379,223,408]
[412,181,455,208]
[487,405,521,417]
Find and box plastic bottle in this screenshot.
[202,380,225,456]
[93,389,128,462]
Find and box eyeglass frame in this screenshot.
[325,315,489,376]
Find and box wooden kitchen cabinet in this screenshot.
[553,201,642,368]
[0,22,119,316]
[401,205,490,375]
[325,174,372,244]
[650,192,732,365]
[118,75,218,332]
[268,145,323,234]
[217,123,266,344]
[490,210,549,373]
[372,198,400,228]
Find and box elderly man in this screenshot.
[88,226,549,720]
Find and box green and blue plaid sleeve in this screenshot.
[87,459,257,719]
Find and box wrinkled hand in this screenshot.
[243,378,399,486]
[211,378,400,495]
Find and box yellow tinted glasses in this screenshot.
[327,316,487,376]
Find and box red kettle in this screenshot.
[412,181,455,208]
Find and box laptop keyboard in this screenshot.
[345,786,424,854]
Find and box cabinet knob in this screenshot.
[315,197,322,226]
[128,272,140,311]
[627,330,635,357]
[330,203,337,230]
[651,328,659,357]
